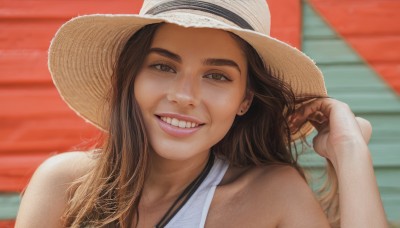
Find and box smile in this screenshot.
[160,116,199,128]
[155,114,204,138]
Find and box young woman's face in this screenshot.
[134,23,251,161]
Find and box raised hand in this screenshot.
[290,98,387,228]
[289,98,371,165]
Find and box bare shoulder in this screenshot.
[15,151,97,228]
[251,164,310,192]
[36,151,96,180]
[218,164,330,227]
[245,164,330,227]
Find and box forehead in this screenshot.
[150,23,246,61]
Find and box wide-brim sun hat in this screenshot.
[48,0,327,140]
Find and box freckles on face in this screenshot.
[133,23,250,160]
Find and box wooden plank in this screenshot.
[0,87,100,155]
[0,50,50,85]
[303,39,362,64]
[327,92,400,113]
[0,119,99,155]
[319,64,387,89]
[321,59,400,112]
[0,87,75,118]
[299,142,400,168]
[268,0,301,48]
[0,119,99,154]
[361,114,400,141]
[0,0,143,19]
[308,0,400,36]
[0,20,63,50]
[374,63,400,93]
[0,194,19,220]
[0,220,15,228]
[347,36,400,63]
[302,2,336,39]
[0,154,50,192]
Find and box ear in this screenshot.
[237,91,254,116]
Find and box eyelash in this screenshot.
[150,63,232,82]
[203,73,231,81]
[150,63,176,73]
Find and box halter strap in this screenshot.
[155,153,215,228]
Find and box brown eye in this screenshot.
[204,73,230,81]
[152,64,176,73]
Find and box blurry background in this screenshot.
[0,0,399,227]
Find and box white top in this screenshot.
[165,157,230,228]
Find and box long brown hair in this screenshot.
[62,23,339,227]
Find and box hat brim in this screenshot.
[48,13,325,140]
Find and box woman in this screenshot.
[16,0,387,227]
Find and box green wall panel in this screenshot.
[0,194,19,220]
[301,2,400,223]
[303,39,362,64]
[302,1,336,39]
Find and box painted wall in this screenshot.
[301,0,400,225]
[1,0,399,226]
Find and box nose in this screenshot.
[167,73,200,108]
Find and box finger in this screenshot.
[307,111,328,124]
[289,99,332,129]
[312,130,329,158]
[296,98,335,120]
[355,117,372,143]
[308,118,328,132]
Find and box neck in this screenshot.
[143,150,211,203]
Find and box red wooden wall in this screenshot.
[309,0,400,94]
[0,0,301,192]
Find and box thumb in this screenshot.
[355,117,372,144]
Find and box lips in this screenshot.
[155,113,205,137]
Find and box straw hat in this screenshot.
[48,0,327,139]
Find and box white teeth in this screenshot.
[159,116,199,129]
[178,120,186,128]
[171,118,179,126]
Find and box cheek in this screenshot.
[203,86,244,125]
[134,73,164,110]
[134,76,147,108]
[205,82,245,107]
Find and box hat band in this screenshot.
[145,0,254,30]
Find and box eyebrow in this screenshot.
[204,58,241,74]
[149,48,181,62]
[148,47,242,74]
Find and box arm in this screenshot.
[291,98,387,228]
[15,152,92,228]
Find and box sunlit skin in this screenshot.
[134,24,252,206]
[135,24,251,162]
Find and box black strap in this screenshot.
[145,0,254,30]
[155,153,215,228]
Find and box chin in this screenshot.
[150,142,209,162]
